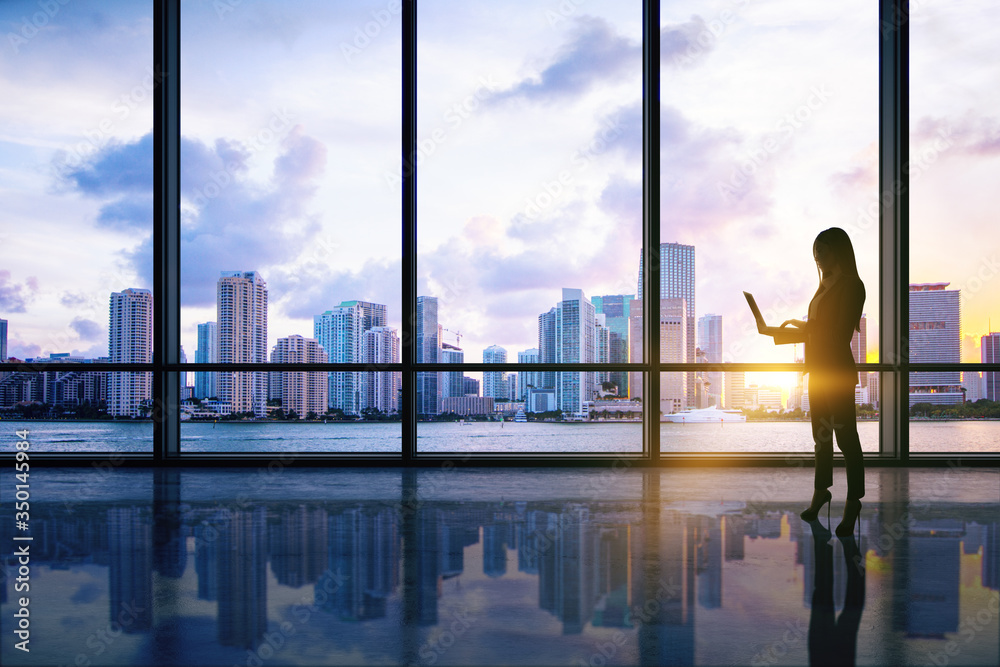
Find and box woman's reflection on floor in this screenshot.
[807,521,866,666]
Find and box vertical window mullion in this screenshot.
[154,0,181,460]
[644,0,661,460]
[879,0,908,460]
[402,0,417,462]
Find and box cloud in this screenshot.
[106,125,326,308]
[661,15,716,67]
[0,270,39,312]
[593,101,775,241]
[69,317,104,341]
[913,113,1000,156]
[490,16,640,105]
[61,292,91,308]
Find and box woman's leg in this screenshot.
[810,387,834,492]
[831,383,865,500]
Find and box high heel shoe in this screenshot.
[836,499,862,538]
[800,488,832,522]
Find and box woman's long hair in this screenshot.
[814,227,862,331]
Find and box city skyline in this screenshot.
[3,1,999,374]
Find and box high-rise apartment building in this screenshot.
[554,288,596,418]
[517,348,541,402]
[909,283,962,405]
[639,243,696,403]
[108,288,152,417]
[483,345,508,400]
[538,308,558,392]
[697,314,723,407]
[195,321,218,399]
[361,325,400,414]
[217,271,268,417]
[314,302,363,415]
[269,335,328,418]
[416,296,439,415]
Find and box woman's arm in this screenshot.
[760,321,807,345]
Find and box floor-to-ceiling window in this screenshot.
[1,1,997,461]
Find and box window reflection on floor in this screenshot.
[1,468,997,666]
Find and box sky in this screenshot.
[1,0,997,371]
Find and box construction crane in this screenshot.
[441,327,462,347]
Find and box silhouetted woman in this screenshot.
[763,227,865,536]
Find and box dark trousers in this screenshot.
[809,379,865,499]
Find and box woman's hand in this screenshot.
[781,319,807,328]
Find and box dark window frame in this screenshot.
[6,0,998,465]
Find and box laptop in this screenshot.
[743,291,768,333]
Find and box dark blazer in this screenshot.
[803,274,865,386]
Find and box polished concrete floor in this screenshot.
[1,466,998,666]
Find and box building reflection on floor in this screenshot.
[1,468,997,666]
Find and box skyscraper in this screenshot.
[592,295,634,396]
[483,345,508,400]
[697,314,723,407]
[416,296,439,415]
[108,288,152,417]
[0,317,7,361]
[194,321,218,399]
[639,243,696,403]
[660,298,687,415]
[517,348,541,401]
[361,325,401,414]
[628,300,643,400]
[983,332,1000,402]
[440,342,465,400]
[554,288,596,418]
[217,271,268,417]
[269,335,328,419]
[315,302,364,415]
[538,308,558,392]
[909,283,962,405]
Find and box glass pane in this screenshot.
[660,371,880,453]
[0,1,152,365]
[910,3,1000,452]
[179,0,402,383]
[416,0,643,380]
[417,373,643,453]
[0,371,152,452]
[182,372,400,452]
[658,1,879,388]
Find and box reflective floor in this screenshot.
[1,466,998,666]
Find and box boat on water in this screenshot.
[513,408,527,423]
[662,406,746,423]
